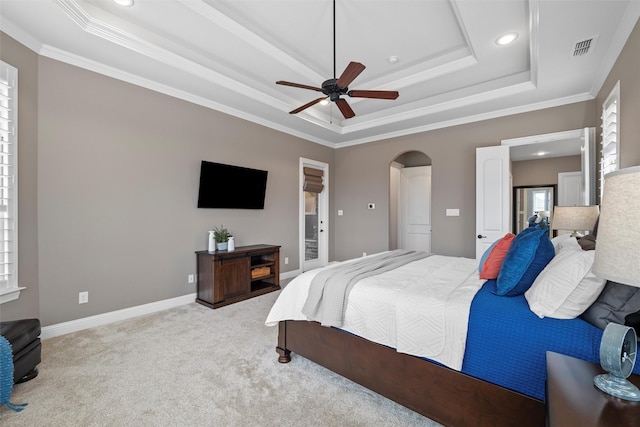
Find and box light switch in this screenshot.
[338,210,344,216]
[446,209,460,216]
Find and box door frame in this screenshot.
[299,158,329,271]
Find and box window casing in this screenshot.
[600,81,620,202]
[0,61,21,303]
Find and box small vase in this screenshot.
[217,242,228,251]
[227,236,235,251]
[208,231,216,252]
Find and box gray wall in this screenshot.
[597,19,640,169]
[38,58,334,325]
[332,18,640,261]
[1,33,334,326]
[512,156,582,187]
[332,103,596,260]
[2,16,640,326]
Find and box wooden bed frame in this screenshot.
[276,319,545,427]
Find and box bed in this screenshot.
[265,232,640,426]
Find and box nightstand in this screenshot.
[546,351,640,426]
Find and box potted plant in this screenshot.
[213,225,231,251]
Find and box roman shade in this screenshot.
[303,167,324,193]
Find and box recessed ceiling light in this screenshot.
[496,32,518,46]
[536,151,547,156]
[388,56,399,64]
[113,0,134,6]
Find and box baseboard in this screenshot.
[41,293,196,340]
[42,270,300,340]
[281,269,301,280]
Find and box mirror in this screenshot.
[502,128,596,206]
[513,185,556,236]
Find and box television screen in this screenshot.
[197,161,268,209]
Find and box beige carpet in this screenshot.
[1,290,442,426]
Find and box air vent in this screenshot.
[570,36,598,57]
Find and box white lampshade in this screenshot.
[537,210,550,218]
[593,166,640,287]
[551,205,600,233]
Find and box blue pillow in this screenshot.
[481,228,533,274]
[478,240,498,273]
[516,226,537,237]
[495,228,554,296]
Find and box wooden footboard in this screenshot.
[277,320,545,427]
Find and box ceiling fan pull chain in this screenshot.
[333,0,336,79]
[275,0,398,119]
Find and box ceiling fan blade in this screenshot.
[289,97,327,114]
[348,90,399,100]
[276,81,324,92]
[336,62,366,88]
[335,98,355,119]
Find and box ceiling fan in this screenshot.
[276,0,399,119]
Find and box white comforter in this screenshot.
[265,254,485,370]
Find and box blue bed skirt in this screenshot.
[461,280,640,401]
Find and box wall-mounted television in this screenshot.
[197,161,268,209]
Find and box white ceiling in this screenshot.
[503,128,587,161]
[1,0,639,154]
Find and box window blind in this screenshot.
[600,82,619,202]
[0,61,17,298]
[303,167,324,193]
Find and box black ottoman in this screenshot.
[0,319,41,384]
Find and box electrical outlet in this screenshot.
[284,257,289,265]
[188,274,195,284]
[79,291,88,304]
[363,252,367,257]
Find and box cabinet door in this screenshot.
[216,256,250,301]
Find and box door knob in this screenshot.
[477,234,487,239]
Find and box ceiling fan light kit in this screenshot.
[276,0,399,119]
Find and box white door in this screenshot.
[399,166,431,253]
[558,171,582,206]
[476,145,510,259]
[300,158,329,271]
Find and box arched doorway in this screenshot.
[389,151,432,252]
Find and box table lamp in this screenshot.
[537,210,550,226]
[592,165,640,401]
[551,205,600,238]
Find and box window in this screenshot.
[532,189,549,213]
[600,81,620,202]
[303,167,324,262]
[0,61,22,303]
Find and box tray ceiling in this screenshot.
[1,0,639,149]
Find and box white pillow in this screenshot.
[525,247,606,319]
[550,234,579,254]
